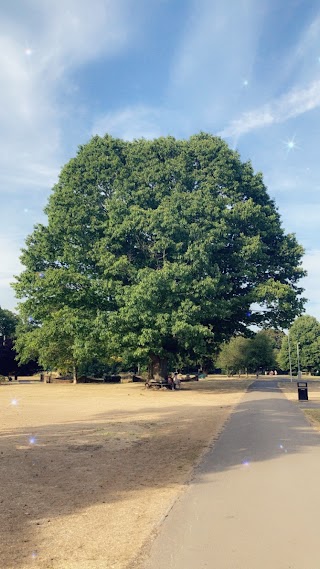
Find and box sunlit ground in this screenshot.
[0,377,251,569]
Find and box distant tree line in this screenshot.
[216,316,320,377]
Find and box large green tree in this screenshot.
[14,134,305,380]
[278,315,320,373]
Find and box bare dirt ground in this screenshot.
[0,377,251,569]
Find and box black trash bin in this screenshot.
[297,382,308,401]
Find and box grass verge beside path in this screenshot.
[279,379,320,431]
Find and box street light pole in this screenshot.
[297,342,301,380]
[288,332,293,382]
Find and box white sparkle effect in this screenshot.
[11,399,18,406]
[243,79,249,87]
[25,48,33,56]
[283,135,299,154]
[242,460,250,466]
[29,436,36,445]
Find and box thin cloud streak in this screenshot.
[92,105,190,141]
[219,79,320,138]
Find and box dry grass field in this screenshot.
[0,377,251,569]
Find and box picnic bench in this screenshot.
[145,379,174,390]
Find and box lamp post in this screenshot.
[297,342,301,379]
[288,332,293,382]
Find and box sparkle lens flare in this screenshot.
[29,436,36,445]
[38,272,45,278]
[31,551,38,559]
[243,79,249,87]
[25,48,33,56]
[242,460,250,467]
[11,399,18,406]
[283,135,298,154]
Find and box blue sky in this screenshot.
[1,0,320,320]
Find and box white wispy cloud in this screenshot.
[0,0,135,309]
[295,14,320,56]
[92,106,164,140]
[219,79,320,139]
[92,105,188,140]
[168,0,266,128]
[0,1,133,193]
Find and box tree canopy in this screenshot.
[216,331,276,375]
[216,336,250,375]
[0,307,19,338]
[13,133,306,380]
[278,315,320,373]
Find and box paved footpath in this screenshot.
[142,380,320,569]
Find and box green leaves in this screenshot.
[278,316,320,372]
[13,133,306,374]
[216,331,276,374]
[0,307,19,337]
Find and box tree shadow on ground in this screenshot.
[1,380,320,567]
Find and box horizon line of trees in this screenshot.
[3,303,320,379]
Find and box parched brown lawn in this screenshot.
[0,377,251,569]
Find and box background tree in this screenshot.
[278,315,320,373]
[216,331,276,375]
[263,328,285,351]
[0,307,38,377]
[245,331,276,373]
[15,307,98,383]
[14,134,306,380]
[263,328,285,363]
[0,307,19,338]
[216,336,250,375]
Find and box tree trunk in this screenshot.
[73,364,78,384]
[149,354,168,380]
